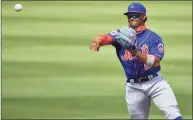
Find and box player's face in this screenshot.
[127,13,146,28]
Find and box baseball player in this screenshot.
[89,3,183,120]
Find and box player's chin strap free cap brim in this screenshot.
[124,11,145,15]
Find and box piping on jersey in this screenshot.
[137,30,152,49]
[133,59,138,78]
[134,30,152,74]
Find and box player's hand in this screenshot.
[115,27,137,51]
[90,35,102,52]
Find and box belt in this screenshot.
[126,74,158,84]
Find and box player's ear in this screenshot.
[142,15,147,22]
[143,16,147,22]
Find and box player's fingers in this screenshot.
[91,42,97,52]
[90,46,95,52]
[96,44,100,52]
[90,40,100,52]
[89,42,94,51]
[92,41,100,52]
[94,43,100,52]
[90,42,96,52]
[94,46,97,52]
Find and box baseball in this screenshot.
[14,4,22,12]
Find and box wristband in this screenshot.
[146,55,155,67]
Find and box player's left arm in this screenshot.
[131,38,164,68]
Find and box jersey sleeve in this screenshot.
[107,29,120,47]
[149,37,165,60]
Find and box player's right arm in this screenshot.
[89,34,113,52]
[89,30,119,52]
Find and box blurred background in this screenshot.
[2,1,192,119]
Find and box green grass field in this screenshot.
[2,1,192,119]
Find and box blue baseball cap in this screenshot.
[124,3,146,15]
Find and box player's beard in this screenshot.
[130,22,137,29]
[128,19,139,29]
[128,20,146,33]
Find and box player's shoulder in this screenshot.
[147,29,164,45]
[147,29,162,40]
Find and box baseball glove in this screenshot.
[115,27,137,51]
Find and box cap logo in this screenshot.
[130,4,134,9]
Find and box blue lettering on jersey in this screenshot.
[108,29,164,79]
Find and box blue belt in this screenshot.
[126,74,158,84]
